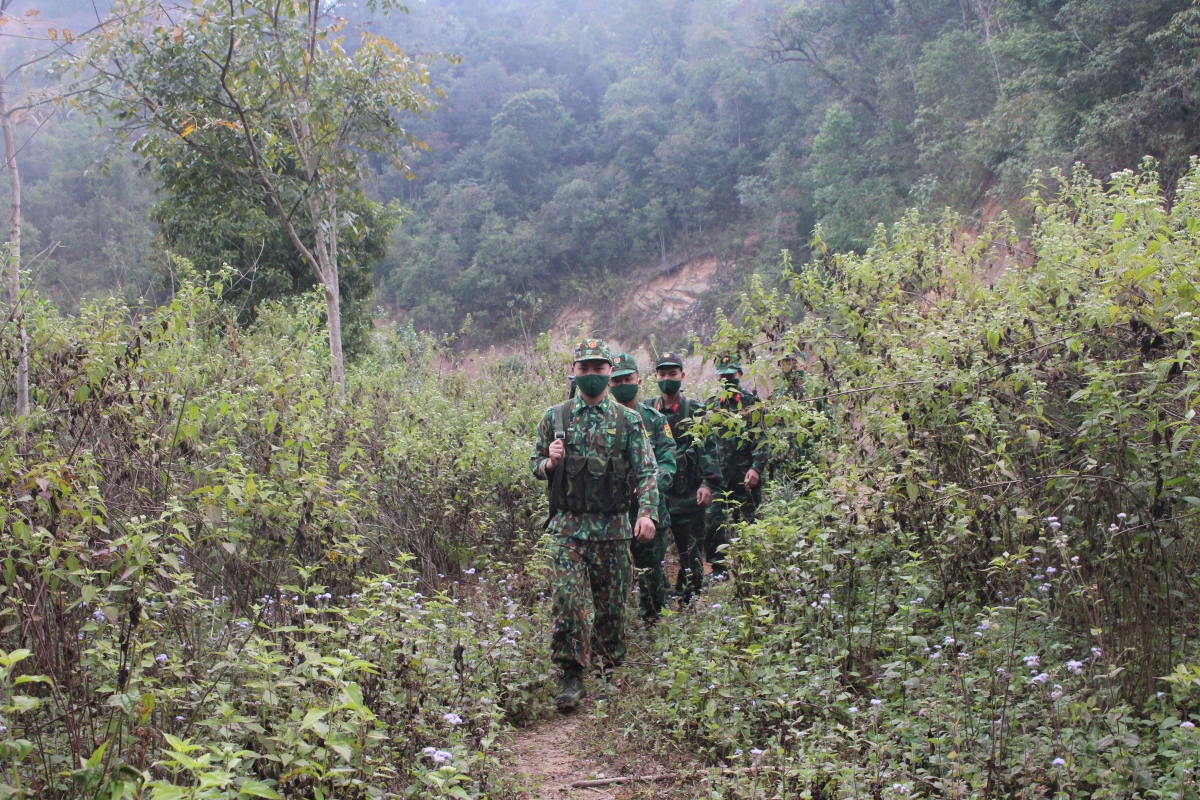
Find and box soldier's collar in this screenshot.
[574,394,611,413]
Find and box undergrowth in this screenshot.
[608,160,1200,799]
[0,275,564,798]
[8,159,1200,799]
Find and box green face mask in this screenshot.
[576,373,610,399]
[610,383,640,403]
[657,379,682,396]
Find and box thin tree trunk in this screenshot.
[323,283,345,397]
[0,68,28,422]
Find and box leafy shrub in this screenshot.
[622,160,1200,797]
[0,276,563,797]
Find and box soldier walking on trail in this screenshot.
[609,353,676,624]
[650,352,720,603]
[530,340,659,711]
[705,355,767,578]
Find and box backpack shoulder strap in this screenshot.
[614,404,628,459]
[554,402,571,445]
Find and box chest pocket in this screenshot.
[548,406,630,516]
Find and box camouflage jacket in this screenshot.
[531,395,659,540]
[706,382,768,488]
[635,401,676,526]
[651,393,721,515]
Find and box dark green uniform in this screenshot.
[651,392,720,601]
[705,357,767,576]
[531,388,658,673]
[629,401,676,621]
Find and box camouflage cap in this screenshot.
[611,352,639,377]
[715,354,743,375]
[655,351,685,369]
[573,338,613,364]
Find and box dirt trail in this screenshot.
[508,714,609,798]
[504,695,678,799]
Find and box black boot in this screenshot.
[555,669,586,711]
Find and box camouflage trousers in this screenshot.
[547,535,632,672]
[669,510,706,602]
[705,487,761,575]
[630,525,669,621]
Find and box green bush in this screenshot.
[623,160,1200,798]
[0,275,564,798]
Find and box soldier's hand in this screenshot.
[546,439,565,471]
[696,486,712,506]
[634,517,656,542]
[744,468,760,488]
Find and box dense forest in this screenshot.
[10,0,1200,343]
[367,0,1200,337]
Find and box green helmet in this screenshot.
[611,352,639,377]
[573,339,613,364]
[715,354,742,375]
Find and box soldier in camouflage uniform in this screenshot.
[609,353,676,624]
[705,355,768,578]
[650,352,720,603]
[530,340,659,710]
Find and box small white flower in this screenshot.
[1183,721,1196,729]
[155,653,168,665]
[433,750,453,763]
[1052,757,1066,766]
[749,748,764,756]
[443,713,462,725]
[1045,566,1057,574]
[174,716,185,722]
[1091,647,1102,658]
[712,604,721,610]
[1117,513,1127,520]
[1023,654,1040,668]
[848,706,858,713]
[1067,659,1083,674]
[464,568,476,575]
[1030,672,1050,684]
[871,698,882,706]
[1050,521,1062,529]
[944,637,955,645]
[423,747,437,756]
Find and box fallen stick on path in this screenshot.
[569,774,677,788]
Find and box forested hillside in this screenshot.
[5,0,1198,345]
[365,0,1200,339]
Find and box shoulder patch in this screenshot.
[662,423,674,439]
